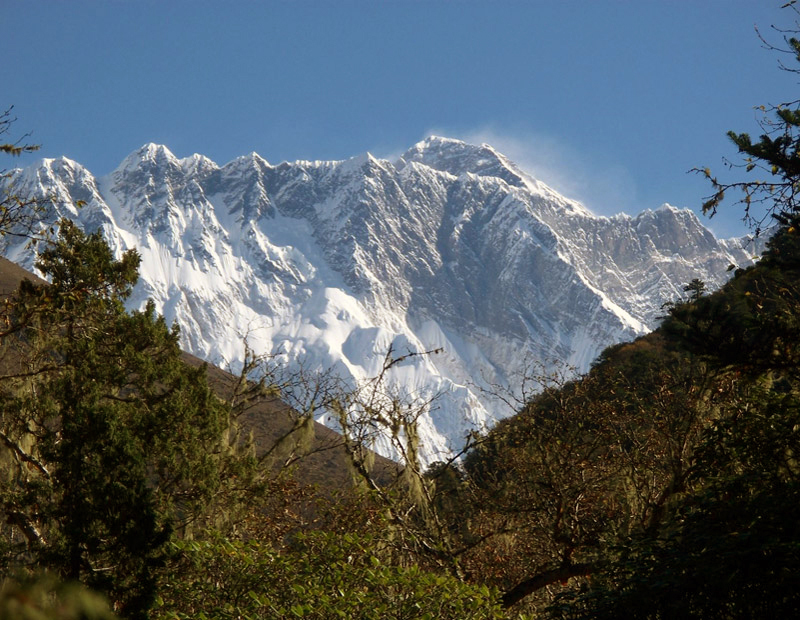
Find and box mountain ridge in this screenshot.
[1,137,761,463]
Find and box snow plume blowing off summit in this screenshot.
[2,136,761,465]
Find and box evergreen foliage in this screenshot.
[0,221,229,617]
[697,7,800,233]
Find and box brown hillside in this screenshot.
[0,255,396,496]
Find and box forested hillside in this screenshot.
[458,219,800,616]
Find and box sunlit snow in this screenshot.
[2,138,761,465]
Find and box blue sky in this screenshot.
[4,1,796,237]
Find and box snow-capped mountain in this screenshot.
[1,137,760,464]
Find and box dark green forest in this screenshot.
[3,16,800,620]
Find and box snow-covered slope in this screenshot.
[1,137,761,464]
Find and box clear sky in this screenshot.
[4,1,797,237]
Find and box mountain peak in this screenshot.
[336,151,391,177]
[113,143,179,176]
[399,136,532,190]
[224,152,271,175]
[138,143,177,162]
[179,152,219,177]
[39,155,84,175]
[418,135,467,149]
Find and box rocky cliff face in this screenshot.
[2,136,760,463]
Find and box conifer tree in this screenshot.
[0,221,228,618]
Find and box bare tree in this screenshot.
[1,106,50,243]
